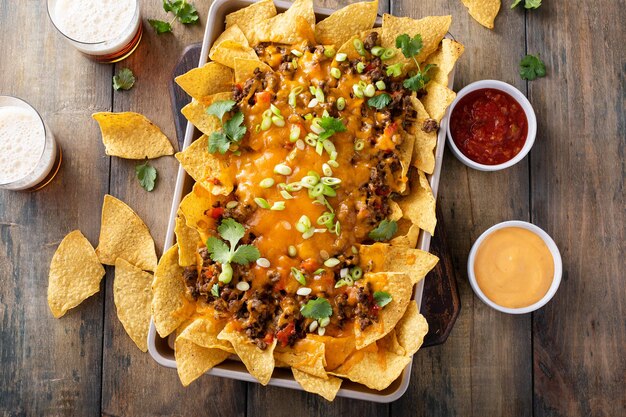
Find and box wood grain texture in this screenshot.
[389,1,532,416]
[527,2,626,416]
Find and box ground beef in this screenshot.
[223,202,255,224]
[354,285,379,330]
[363,31,379,50]
[422,118,439,133]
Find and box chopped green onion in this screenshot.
[236,281,250,291]
[330,67,341,79]
[315,87,325,103]
[350,266,363,280]
[315,141,324,155]
[309,86,317,95]
[327,160,339,168]
[263,109,273,118]
[219,263,233,283]
[261,117,272,131]
[336,97,346,110]
[319,317,330,327]
[291,60,298,69]
[280,190,294,200]
[317,212,334,226]
[364,84,376,97]
[322,109,330,118]
[259,178,275,188]
[354,140,365,151]
[289,125,301,142]
[381,48,396,60]
[255,124,261,133]
[322,184,336,197]
[322,163,332,177]
[254,197,270,209]
[329,151,338,161]
[310,183,324,197]
[356,62,366,73]
[274,164,292,176]
[353,38,366,56]
[291,49,303,57]
[302,229,315,239]
[324,257,340,267]
[296,139,305,150]
[301,175,319,188]
[322,140,336,154]
[288,94,297,108]
[313,268,325,275]
[324,47,336,58]
[335,52,347,62]
[308,98,319,108]
[270,201,286,211]
[292,86,304,95]
[226,200,239,209]
[304,113,313,121]
[291,267,306,285]
[358,80,367,89]
[386,63,402,77]
[310,119,324,134]
[376,80,386,90]
[304,134,318,146]
[285,182,303,192]
[351,245,358,254]
[371,46,384,57]
[272,115,285,127]
[307,170,321,180]
[270,104,282,116]
[334,279,348,288]
[353,84,364,98]
[321,177,341,186]
[296,215,311,233]
[288,245,297,257]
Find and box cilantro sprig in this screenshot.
[300,297,333,321]
[149,0,199,34]
[206,100,247,154]
[206,219,260,283]
[135,161,157,191]
[519,54,546,81]
[374,291,392,307]
[395,34,437,92]
[113,68,135,91]
[367,93,392,110]
[318,116,347,141]
[368,219,398,242]
[511,0,541,9]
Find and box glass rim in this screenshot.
[46,0,140,46]
[0,95,49,187]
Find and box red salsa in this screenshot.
[449,88,528,165]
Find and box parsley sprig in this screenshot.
[206,219,260,283]
[149,0,199,34]
[206,100,247,154]
[368,219,398,242]
[395,34,437,92]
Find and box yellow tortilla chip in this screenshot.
[354,272,413,349]
[47,230,105,319]
[274,337,327,379]
[95,195,157,271]
[424,39,465,86]
[308,334,356,372]
[462,0,500,29]
[395,301,429,356]
[381,14,451,67]
[209,40,258,69]
[379,329,405,356]
[175,337,230,386]
[252,0,315,45]
[178,183,223,240]
[314,1,378,46]
[113,258,153,352]
[177,316,234,353]
[421,81,456,123]
[336,28,381,60]
[397,169,437,235]
[218,323,277,385]
[175,212,201,267]
[175,62,234,101]
[181,92,232,137]
[292,368,342,401]
[234,58,273,84]
[151,244,194,337]
[410,97,438,174]
[175,135,234,196]
[398,127,416,193]
[389,218,421,248]
[92,112,174,159]
[225,0,277,44]
[359,243,439,285]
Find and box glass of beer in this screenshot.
[47,0,143,63]
[0,96,62,192]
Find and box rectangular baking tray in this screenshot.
[148,0,454,403]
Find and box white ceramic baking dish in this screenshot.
[148,0,454,402]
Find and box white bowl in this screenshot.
[445,80,537,171]
[467,221,562,314]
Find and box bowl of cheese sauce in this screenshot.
[468,221,562,314]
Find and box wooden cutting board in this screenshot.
[168,44,460,347]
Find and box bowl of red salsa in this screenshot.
[446,80,536,171]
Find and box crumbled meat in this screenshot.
[363,31,379,50]
[223,202,255,224]
[422,118,439,133]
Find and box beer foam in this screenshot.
[53,0,135,44]
[0,106,46,184]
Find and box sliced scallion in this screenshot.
[259,178,275,188]
[254,197,270,209]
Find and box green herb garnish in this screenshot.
[211,283,220,297]
[368,219,398,242]
[395,34,437,92]
[367,93,392,110]
[135,161,157,192]
[300,297,333,321]
[373,291,392,307]
[511,0,541,9]
[206,100,247,154]
[519,54,547,81]
[113,68,135,91]
[148,19,172,34]
[317,116,347,141]
[207,100,236,121]
[150,1,198,34]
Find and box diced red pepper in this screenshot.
[384,122,398,137]
[210,207,224,219]
[275,322,295,347]
[255,91,272,104]
[263,332,275,345]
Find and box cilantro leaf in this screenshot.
[113,68,135,91]
[211,283,220,297]
[218,218,246,249]
[373,291,392,307]
[231,244,260,264]
[510,0,522,7]
[223,112,247,142]
[367,93,392,110]
[208,131,231,154]
[135,161,157,191]
[176,2,199,24]
[395,33,423,59]
[163,0,180,13]
[318,116,346,140]
[206,100,236,122]
[519,54,546,80]
[300,298,333,320]
[206,236,230,264]
[386,63,403,77]
[512,0,541,8]
[368,219,398,241]
[403,64,436,92]
[148,19,172,34]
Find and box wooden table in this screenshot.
[1,1,624,416]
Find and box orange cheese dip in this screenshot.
[474,227,554,308]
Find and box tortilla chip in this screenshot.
[175,212,201,267]
[359,243,439,285]
[175,135,234,196]
[292,368,342,401]
[379,329,405,356]
[234,58,273,84]
[175,337,230,386]
[421,82,456,123]
[178,183,222,240]
[307,334,356,372]
[274,337,327,379]
[389,200,403,221]
[47,230,105,318]
[92,112,174,159]
[209,40,258,69]
[225,0,277,44]
[113,258,153,352]
[395,301,428,356]
[314,1,378,46]
[389,219,421,248]
[397,127,415,193]
[381,14,451,68]
[424,39,465,86]
[336,28,381,60]
[177,316,234,354]
[181,92,232,137]
[151,244,194,337]
[211,24,250,50]
[217,323,277,385]
[331,343,411,390]
[461,0,500,29]
[410,97,438,174]
[354,272,413,349]
[95,195,157,271]
[397,169,437,235]
[175,62,234,101]
[252,0,315,45]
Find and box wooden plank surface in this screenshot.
[527,2,626,416]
